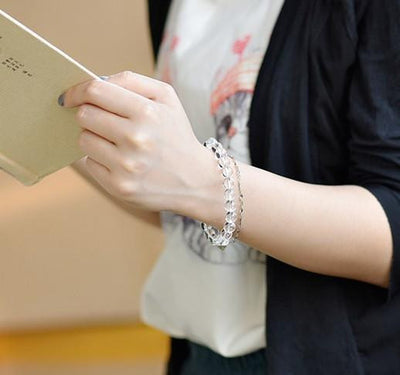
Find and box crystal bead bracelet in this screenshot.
[201,137,241,251]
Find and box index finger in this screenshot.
[60,78,150,118]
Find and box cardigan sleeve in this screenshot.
[147,0,173,60]
[346,0,400,298]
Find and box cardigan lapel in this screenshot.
[248,1,363,374]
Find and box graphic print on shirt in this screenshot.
[211,35,261,161]
[160,34,266,265]
[159,32,180,85]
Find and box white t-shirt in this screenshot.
[140,0,284,357]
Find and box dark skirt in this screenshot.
[166,337,267,375]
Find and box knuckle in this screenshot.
[124,131,140,147]
[139,138,155,152]
[112,179,138,198]
[84,80,103,100]
[118,70,136,82]
[124,132,153,151]
[159,82,175,98]
[132,160,148,174]
[141,102,158,119]
[120,157,137,173]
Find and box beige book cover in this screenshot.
[0,9,97,185]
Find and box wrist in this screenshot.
[173,144,225,229]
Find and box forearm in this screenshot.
[71,158,161,229]
[59,73,393,288]
[187,158,392,288]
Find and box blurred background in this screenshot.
[0,0,168,374]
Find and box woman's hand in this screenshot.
[61,72,393,288]
[62,71,224,218]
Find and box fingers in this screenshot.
[76,104,131,145]
[79,130,119,170]
[106,71,177,105]
[62,78,151,118]
[85,156,112,188]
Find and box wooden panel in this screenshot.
[0,324,168,362]
[0,324,168,375]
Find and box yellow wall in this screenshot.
[1,0,155,76]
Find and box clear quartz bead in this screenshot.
[218,233,229,244]
[224,231,233,240]
[224,200,236,212]
[223,179,233,189]
[224,188,234,201]
[205,138,217,148]
[226,211,237,223]
[218,156,229,169]
[209,227,218,239]
[222,167,233,178]
[225,223,236,233]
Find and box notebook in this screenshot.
[0,9,97,185]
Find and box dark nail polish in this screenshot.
[58,93,65,107]
[99,75,109,81]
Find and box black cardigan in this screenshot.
[147,1,400,374]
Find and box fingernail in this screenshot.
[99,75,109,81]
[58,93,65,107]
